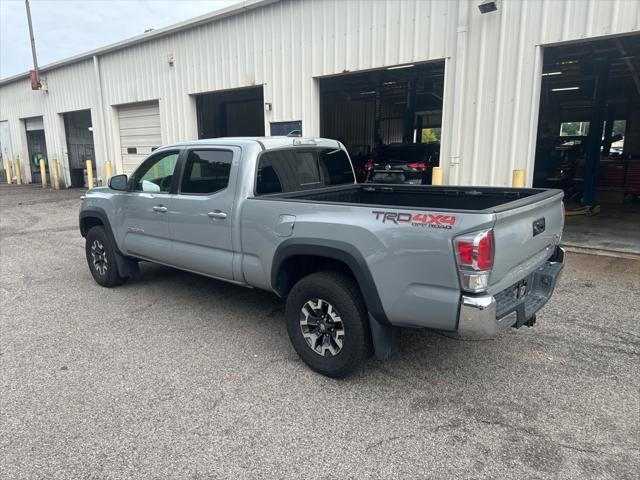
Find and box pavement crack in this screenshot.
[477,419,542,438]
[477,419,639,457]
[366,433,416,451]
[556,442,640,456]
[1,225,77,237]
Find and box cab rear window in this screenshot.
[256,148,354,195]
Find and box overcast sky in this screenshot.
[0,0,241,79]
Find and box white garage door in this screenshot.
[118,101,161,175]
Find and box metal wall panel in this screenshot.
[0,121,14,176]
[1,0,639,187]
[0,58,97,185]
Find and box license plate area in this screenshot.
[514,279,528,300]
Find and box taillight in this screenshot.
[457,242,474,265]
[365,160,375,170]
[476,232,494,269]
[454,229,494,292]
[407,161,428,171]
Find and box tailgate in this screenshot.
[489,190,564,294]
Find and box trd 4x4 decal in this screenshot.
[372,211,457,229]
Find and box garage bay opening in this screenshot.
[196,86,265,139]
[534,34,640,254]
[63,110,94,188]
[24,116,48,185]
[319,61,444,184]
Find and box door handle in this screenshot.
[207,211,227,219]
[152,205,168,213]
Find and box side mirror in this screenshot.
[109,174,128,191]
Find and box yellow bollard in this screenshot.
[39,158,47,188]
[432,167,443,186]
[3,157,11,184]
[14,158,22,185]
[52,159,60,190]
[86,160,94,189]
[105,160,113,180]
[512,169,525,188]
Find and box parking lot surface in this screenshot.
[1,184,639,479]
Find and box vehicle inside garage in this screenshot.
[534,34,640,254]
[63,110,94,187]
[319,62,444,184]
[196,86,264,139]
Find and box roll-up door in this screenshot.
[118,101,161,175]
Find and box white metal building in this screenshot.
[1,0,639,191]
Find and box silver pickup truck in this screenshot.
[80,137,565,377]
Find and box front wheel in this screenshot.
[85,226,127,288]
[285,271,369,378]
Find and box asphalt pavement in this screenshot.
[1,184,638,479]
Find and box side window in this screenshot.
[132,151,179,193]
[180,149,233,195]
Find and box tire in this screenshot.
[285,271,369,378]
[85,226,127,288]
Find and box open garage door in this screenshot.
[63,110,94,188]
[320,62,444,184]
[25,116,48,185]
[196,86,264,139]
[118,101,161,175]
[534,34,640,255]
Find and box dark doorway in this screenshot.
[319,62,445,183]
[25,117,48,185]
[196,86,265,139]
[63,110,94,188]
[534,34,640,254]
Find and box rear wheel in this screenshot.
[285,271,369,378]
[85,226,127,288]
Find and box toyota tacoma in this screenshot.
[80,137,565,377]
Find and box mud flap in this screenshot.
[114,252,139,278]
[369,313,394,360]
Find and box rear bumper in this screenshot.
[457,246,565,339]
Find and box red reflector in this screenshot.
[457,241,474,265]
[477,232,494,269]
[407,161,428,171]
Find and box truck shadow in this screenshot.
[125,262,518,380]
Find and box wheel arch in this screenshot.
[80,208,139,278]
[80,208,110,237]
[272,239,389,325]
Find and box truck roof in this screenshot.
[165,136,342,151]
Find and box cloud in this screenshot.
[0,0,241,79]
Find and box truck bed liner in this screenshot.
[265,184,558,212]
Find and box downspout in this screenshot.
[448,1,470,185]
[93,55,109,181]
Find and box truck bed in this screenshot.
[267,184,559,212]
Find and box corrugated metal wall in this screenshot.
[1,0,639,186]
[0,59,97,184]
